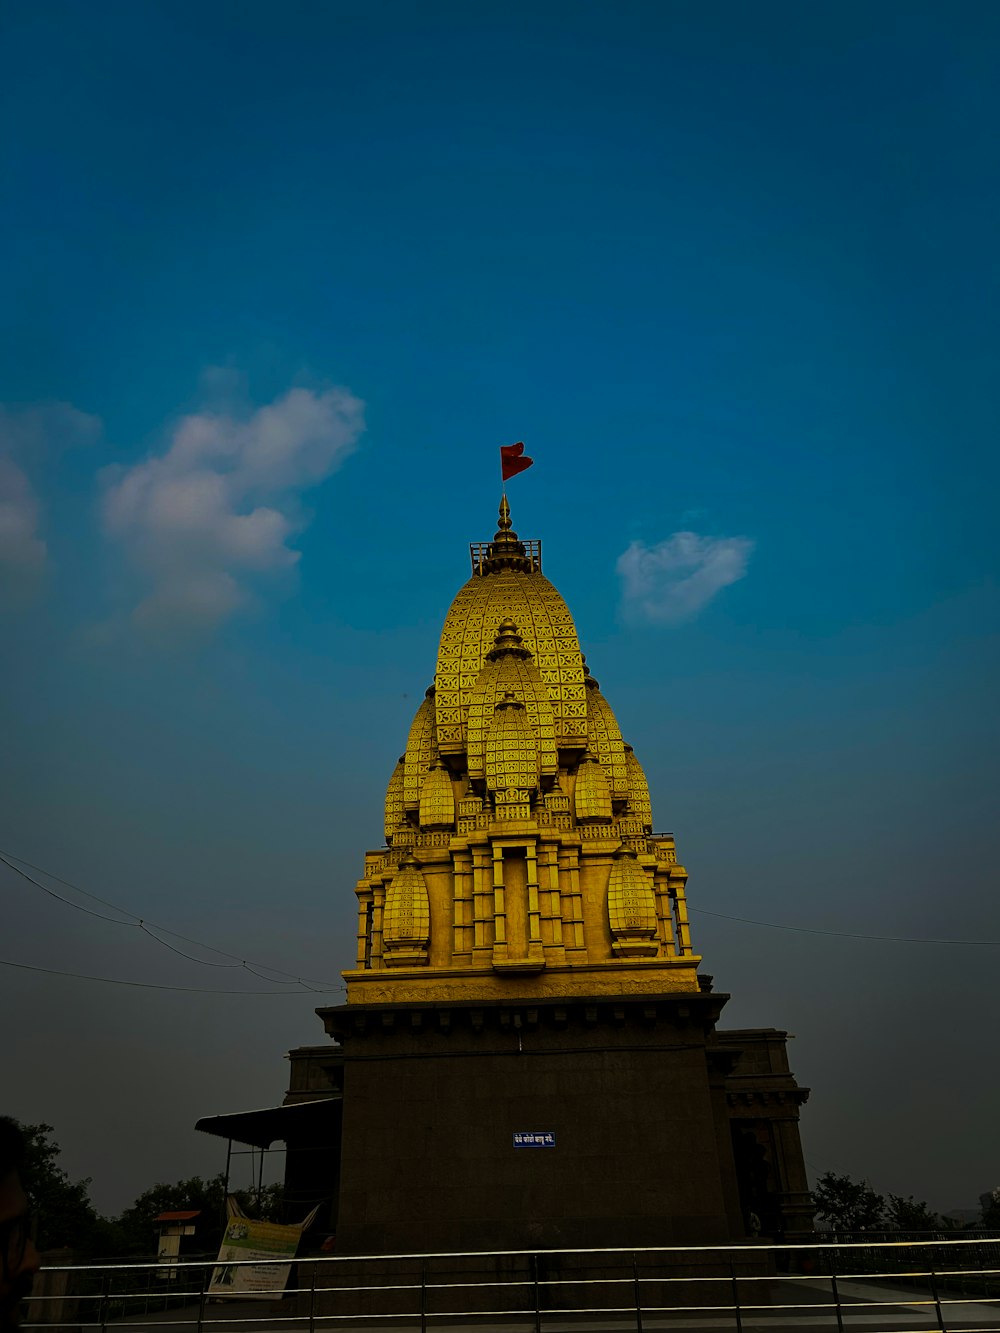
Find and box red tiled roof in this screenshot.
[154,1211,201,1222]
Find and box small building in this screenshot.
[153,1210,201,1278]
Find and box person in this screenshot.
[0,1119,41,1332]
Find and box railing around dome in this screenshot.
[470,539,542,574]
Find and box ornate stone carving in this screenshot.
[349,497,702,1002]
[383,755,405,844]
[574,752,613,823]
[382,856,431,966]
[608,844,658,958]
[419,760,455,830]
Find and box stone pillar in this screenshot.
[491,844,508,964]
[472,843,493,966]
[653,866,678,956]
[558,843,587,959]
[371,880,386,969]
[537,840,566,964]
[355,886,373,967]
[525,841,545,962]
[452,847,474,963]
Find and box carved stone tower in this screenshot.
[311,499,811,1255]
[344,497,697,1004]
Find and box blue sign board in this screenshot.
[512,1131,555,1148]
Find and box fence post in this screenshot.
[929,1269,947,1333]
[419,1257,427,1333]
[532,1252,541,1333]
[196,1264,208,1333]
[730,1258,743,1333]
[308,1264,317,1333]
[830,1273,845,1333]
[632,1252,643,1333]
[98,1270,111,1333]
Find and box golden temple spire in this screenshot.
[347,492,699,1002]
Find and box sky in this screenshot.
[2,0,998,1221]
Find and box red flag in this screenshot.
[500,441,534,481]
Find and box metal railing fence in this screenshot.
[23,1235,1000,1332]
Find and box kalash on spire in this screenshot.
[344,492,696,1003]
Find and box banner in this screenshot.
[208,1198,317,1300]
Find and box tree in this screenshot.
[117,1174,228,1255]
[14,1121,119,1255]
[885,1193,943,1231]
[813,1171,885,1231]
[979,1187,1000,1228]
[117,1174,285,1256]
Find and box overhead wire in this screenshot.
[0,849,345,987]
[0,956,344,995]
[5,846,997,1004]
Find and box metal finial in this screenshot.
[470,493,539,574]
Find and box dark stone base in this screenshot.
[318,992,746,1256]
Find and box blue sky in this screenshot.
[2,0,998,1215]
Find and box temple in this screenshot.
[198,496,813,1258]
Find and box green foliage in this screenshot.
[15,1121,118,1255]
[814,1173,950,1233]
[248,1181,285,1221]
[11,1121,287,1258]
[116,1174,286,1255]
[885,1192,943,1231]
[979,1187,1000,1228]
[813,1171,886,1231]
[116,1173,228,1255]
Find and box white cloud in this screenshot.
[617,531,754,624]
[0,455,46,593]
[0,402,100,600]
[103,383,365,631]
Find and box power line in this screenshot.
[7,845,997,975]
[689,905,1000,946]
[0,849,345,988]
[0,956,344,995]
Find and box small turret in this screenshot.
[419,760,455,831]
[382,855,431,966]
[583,657,629,804]
[384,756,405,844]
[608,843,658,958]
[574,751,613,823]
[466,620,558,784]
[624,743,653,833]
[403,686,437,812]
[485,693,539,819]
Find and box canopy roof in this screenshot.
[195,1096,339,1149]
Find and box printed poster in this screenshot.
[209,1199,317,1299]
